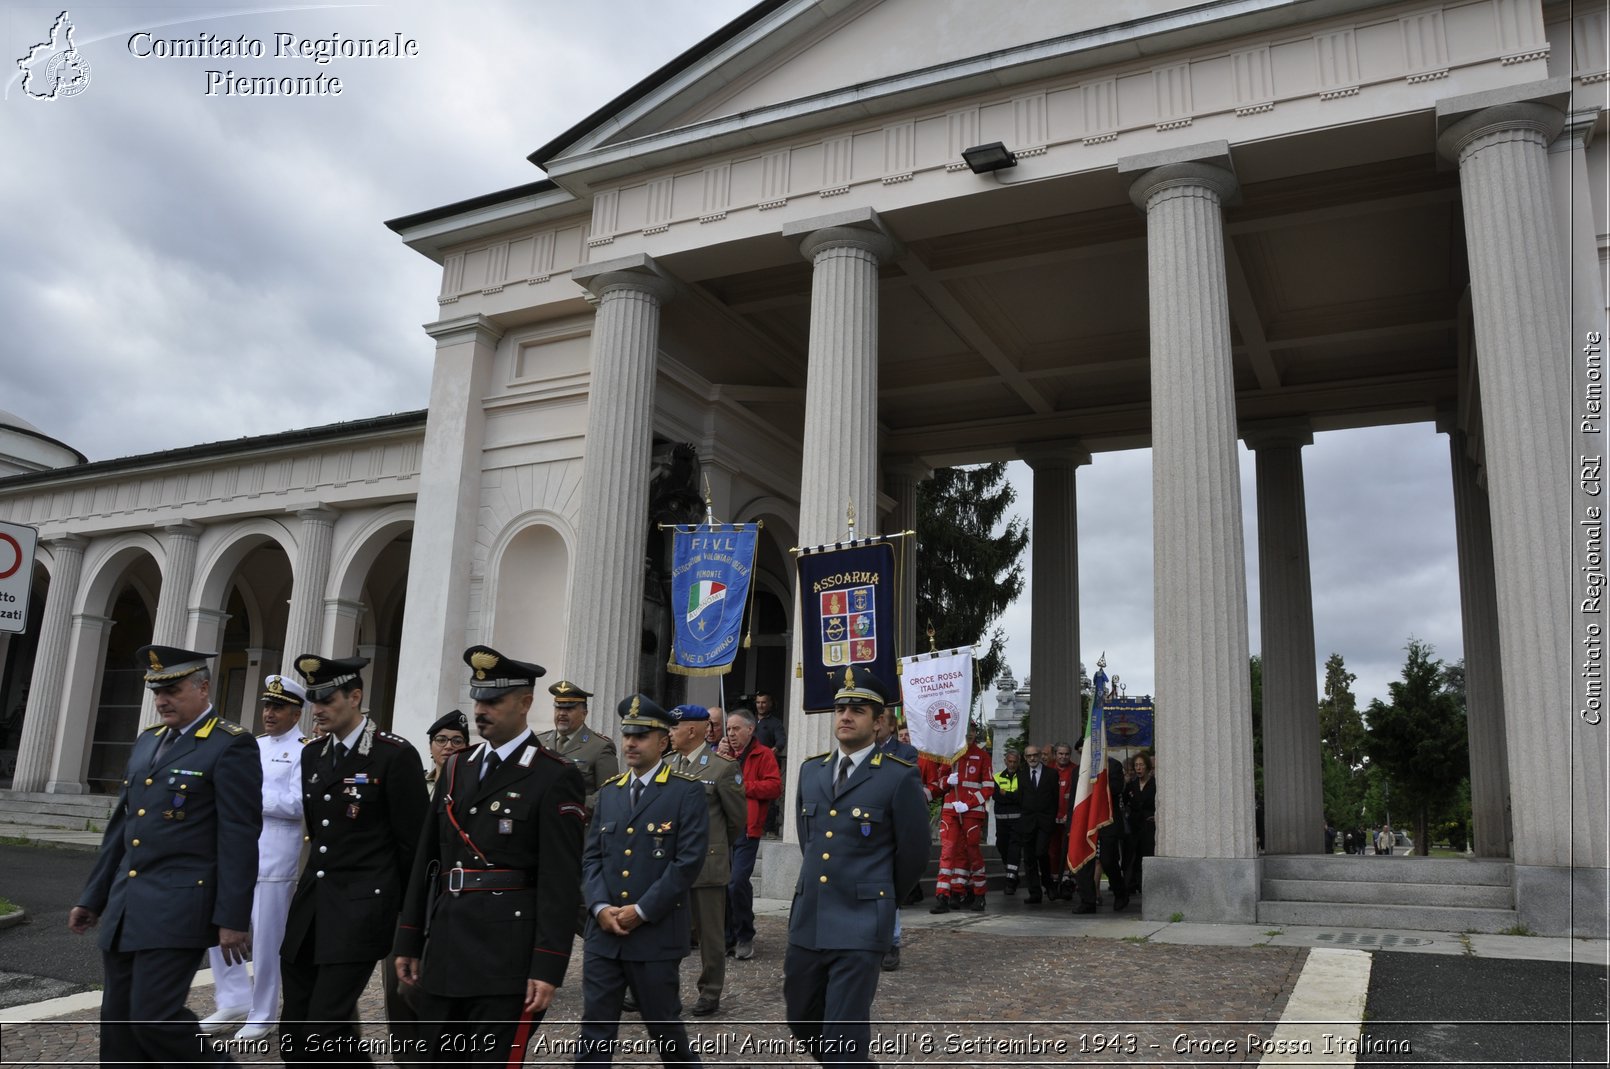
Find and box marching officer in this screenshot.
[279,654,427,1064]
[395,645,587,1065]
[784,668,929,1068]
[69,645,262,1067]
[577,695,709,1067]
[666,703,745,1017]
[537,679,618,817]
[927,720,994,913]
[201,674,310,1041]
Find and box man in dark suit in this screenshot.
[395,645,587,1065]
[279,654,428,1064]
[70,645,262,1067]
[784,668,928,1067]
[577,695,708,1066]
[1015,744,1061,904]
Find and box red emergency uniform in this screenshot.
[928,742,994,902]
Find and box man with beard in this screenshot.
[537,679,617,819]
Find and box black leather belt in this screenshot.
[438,866,528,894]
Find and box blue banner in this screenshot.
[1104,696,1154,749]
[796,539,899,712]
[668,524,759,677]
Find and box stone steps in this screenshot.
[0,790,117,832]
[1263,854,1511,885]
[1261,877,1513,909]
[1258,854,1518,933]
[1257,899,1520,933]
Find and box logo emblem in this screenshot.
[17,12,90,101]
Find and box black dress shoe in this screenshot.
[970,894,985,912]
[1112,896,1129,912]
[929,896,951,914]
[691,996,720,1017]
[880,946,901,971]
[622,989,639,1013]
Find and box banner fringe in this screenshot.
[667,663,733,678]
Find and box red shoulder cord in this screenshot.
[442,753,492,861]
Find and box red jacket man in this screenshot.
[927,724,994,913]
[719,707,781,959]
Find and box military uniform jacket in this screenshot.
[394,735,586,994]
[281,719,427,964]
[78,711,263,953]
[669,743,746,888]
[537,726,618,815]
[581,764,708,962]
[258,730,307,881]
[787,749,928,955]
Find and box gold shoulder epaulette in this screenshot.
[611,771,633,787]
[671,769,701,782]
[810,750,833,764]
[217,720,246,735]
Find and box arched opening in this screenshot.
[490,523,569,734]
[88,581,157,792]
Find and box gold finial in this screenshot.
[1096,651,1107,670]
[846,499,857,538]
[927,621,937,653]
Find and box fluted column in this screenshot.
[358,643,396,727]
[1245,422,1323,854]
[283,507,336,731]
[882,459,929,658]
[782,211,898,783]
[140,521,202,728]
[49,612,115,794]
[1444,423,1511,857]
[1437,84,1599,934]
[1120,142,1257,921]
[238,646,277,725]
[12,536,86,792]
[1021,443,1089,750]
[567,255,675,728]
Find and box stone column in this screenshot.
[1244,421,1323,854]
[1443,422,1511,858]
[11,536,86,793]
[283,507,336,731]
[566,255,676,727]
[138,521,202,728]
[238,646,277,725]
[323,598,366,662]
[1437,81,1603,934]
[1119,142,1257,922]
[1021,443,1089,751]
[48,613,115,794]
[781,210,898,782]
[395,314,500,743]
[358,643,397,727]
[882,459,929,659]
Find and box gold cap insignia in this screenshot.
[629,695,641,717]
[557,681,573,693]
[297,656,322,675]
[148,650,164,671]
[843,667,855,687]
[267,678,284,695]
[470,650,498,681]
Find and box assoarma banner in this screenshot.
[899,648,974,764]
[1104,696,1155,749]
[668,524,759,677]
[796,539,898,712]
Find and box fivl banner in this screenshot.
[667,524,760,676]
[795,539,900,712]
[1104,696,1155,749]
[898,647,974,764]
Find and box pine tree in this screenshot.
[1318,652,1369,829]
[914,462,1028,698]
[1362,639,1469,855]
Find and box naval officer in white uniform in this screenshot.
[200,674,310,1040]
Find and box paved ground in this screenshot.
[0,842,100,1008]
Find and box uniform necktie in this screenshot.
[153,729,178,768]
[835,755,852,795]
[630,779,644,809]
[556,734,569,749]
[485,752,502,779]
[335,741,348,761]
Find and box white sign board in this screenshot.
[0,521,39,634]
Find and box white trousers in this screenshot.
[208,878,294,1025]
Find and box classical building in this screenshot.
[1,0,1604,935]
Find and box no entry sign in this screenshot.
[0,520,39,634]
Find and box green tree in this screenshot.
[1362,639,1470,855]
[1318,653,1369,828]
[1249,654,1264,800]
[915,463,1028,697]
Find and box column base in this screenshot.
[1514,864,1608,937]
[45,780,89,795]
[758,838,803,902]
[1139,856,1260,924]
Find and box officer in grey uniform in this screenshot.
[577,695,708,1066]
[69,644,263,1067]
[784,668,929,1068]
[537,679,618,817]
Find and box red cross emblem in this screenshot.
[932,708,952,727]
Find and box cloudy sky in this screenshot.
[2,0,1462,710]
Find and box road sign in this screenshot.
[0,520,39,634]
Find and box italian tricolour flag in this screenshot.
[1067,664,1115,873]
[686,580,727,622]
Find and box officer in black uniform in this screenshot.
[279,654,428,1064]
[394,645,587,1065]
[577,695,709,1067]
[784,668,929,1068]
[70,645,262,1067]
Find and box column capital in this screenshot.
[571,253,676,303]
[1119,140,1240,210]
[783,207,900,264]
[1018,440,1091,469]
[44,533,88,553]
[1435,77,1569,163]
[189,606,231,626]
[882,457,933,484]
[425,312,504,347]
[158,519,203,539]
[1240,419,1313,451]
[295,505,338,526]
[324,596,366,619]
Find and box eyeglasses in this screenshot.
[1024,751,1041,758]
[430,735,468,749]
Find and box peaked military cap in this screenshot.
[670,703,710,722]
[463,645,545,701]
[137,645,215,689]
[260,674,307,707]
[833,666,892,707]
[293,653,369,702]
[426,709,469,740]
[617,694,676,735]
[547,679,592,706]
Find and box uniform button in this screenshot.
[198,880,206,886]
[825,831,833,838]
[321,819,330,827]
[144,778,153,786]
[318,846,327,854]
[136,809,146,817]
[821,852,830,860]
[626,826,634,834]
[621,870,630,877]
[623,848,632,856]
[316,870,326,878]
[323,794,331,802]
[128,869,137,877]
[469,807,477,815]
[619,891,629,899]
[819,875,828,883]
[303,835,311,842]
[879,890,886,897]
[374,889,381,895]
[514,911,522,918]
[131,839,140,847]
[828,809,837,817]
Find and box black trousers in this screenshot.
[279,953,378,1064]
[782,944,882,1068]
[995,815,1021,883]
[577,954,700,1066]
[99,943,228,1067]
[1123,820,1155,893]
[409,987,543,1066]
[1075,824,1127,906]
[1017,816,1054,895]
